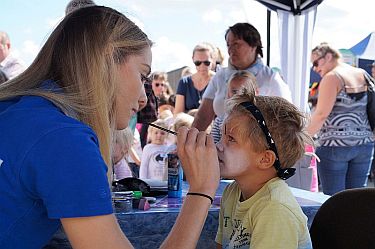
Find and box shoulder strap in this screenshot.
[364,71,375,91]
[333,71,346,92]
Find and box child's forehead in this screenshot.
[228,77,245,86]
[151,127,166,133]
[224,114,250,133]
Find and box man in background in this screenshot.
[0,31,25,80]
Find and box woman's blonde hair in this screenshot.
[312,42,341,60]
[225,90,312,169]
[192,42,214,59]
[0,6,152,175]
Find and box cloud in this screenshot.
[23,28,33,35]
[46,15,64,29]
[12,40,40,67]
[202,9,223,23]
[314,0,375,50]
[22,40,39,57]
[151,36,192,72]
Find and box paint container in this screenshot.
[167,153,183,198]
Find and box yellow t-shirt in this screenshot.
[215,178,312,249]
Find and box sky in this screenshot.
[1,0,374,73]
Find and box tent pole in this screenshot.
[267,9,271,66]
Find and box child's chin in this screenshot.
[220,172,233,180]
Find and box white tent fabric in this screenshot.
[277,7,317,112]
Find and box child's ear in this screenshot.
[258,150,276,170]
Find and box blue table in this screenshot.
[45,180,329,249]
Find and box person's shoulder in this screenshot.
[0,95,97,154]
[321,70,342,85]
[10,95,90,129]
[256,64,277,80]
[216,67,230,77]
[222,181,239,197]
[262,178,305,215]
[180,76,192,84]
[209,67,229,87]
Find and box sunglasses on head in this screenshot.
[239,102,296,180]
[194,60,211,67]
[312,55,325,68]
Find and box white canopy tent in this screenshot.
[253,0,324,191]
[256,0,323,112]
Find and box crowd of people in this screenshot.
[1,0,375,249]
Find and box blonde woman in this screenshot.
[0,6,219,249]
[307,43,374,195]
[174,42,215,114]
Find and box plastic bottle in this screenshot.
[167,153,183,198]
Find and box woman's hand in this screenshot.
[176,127,220,198]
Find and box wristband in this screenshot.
[187,192,213,204]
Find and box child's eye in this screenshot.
[226,135,236,142]
[227,135,236,142]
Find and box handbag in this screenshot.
[364,72,375,131]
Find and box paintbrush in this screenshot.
[148,123,178,136]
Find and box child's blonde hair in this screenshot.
[113,128,133,153]
[159,109,173,120]
[225,91,312,169]
[147,119,169,141]
[227,70,258,96]
[172,112,194,132]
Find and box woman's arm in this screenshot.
[64,128,219,249]
[174,94,186,115]
[161,127,220,248]
[129,147,141,166]
[306,73,341,136]
[62,214,133,249]
[191,98,215,131]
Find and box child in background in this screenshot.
[113,128,133,180]
[170,113,195,181]
[127,128,142,178]
[211,70,258,144]
[216,89,313,248]
[139,119,170,180]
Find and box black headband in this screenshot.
[239,102,295,180]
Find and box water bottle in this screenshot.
[167,153,183,198]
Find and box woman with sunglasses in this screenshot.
[174,42,215,115]
[0,6,220,249]
[192,23,291,143]
[306,42,374,195]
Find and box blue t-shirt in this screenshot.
[176,76,207,112]
[0,95,113,248]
